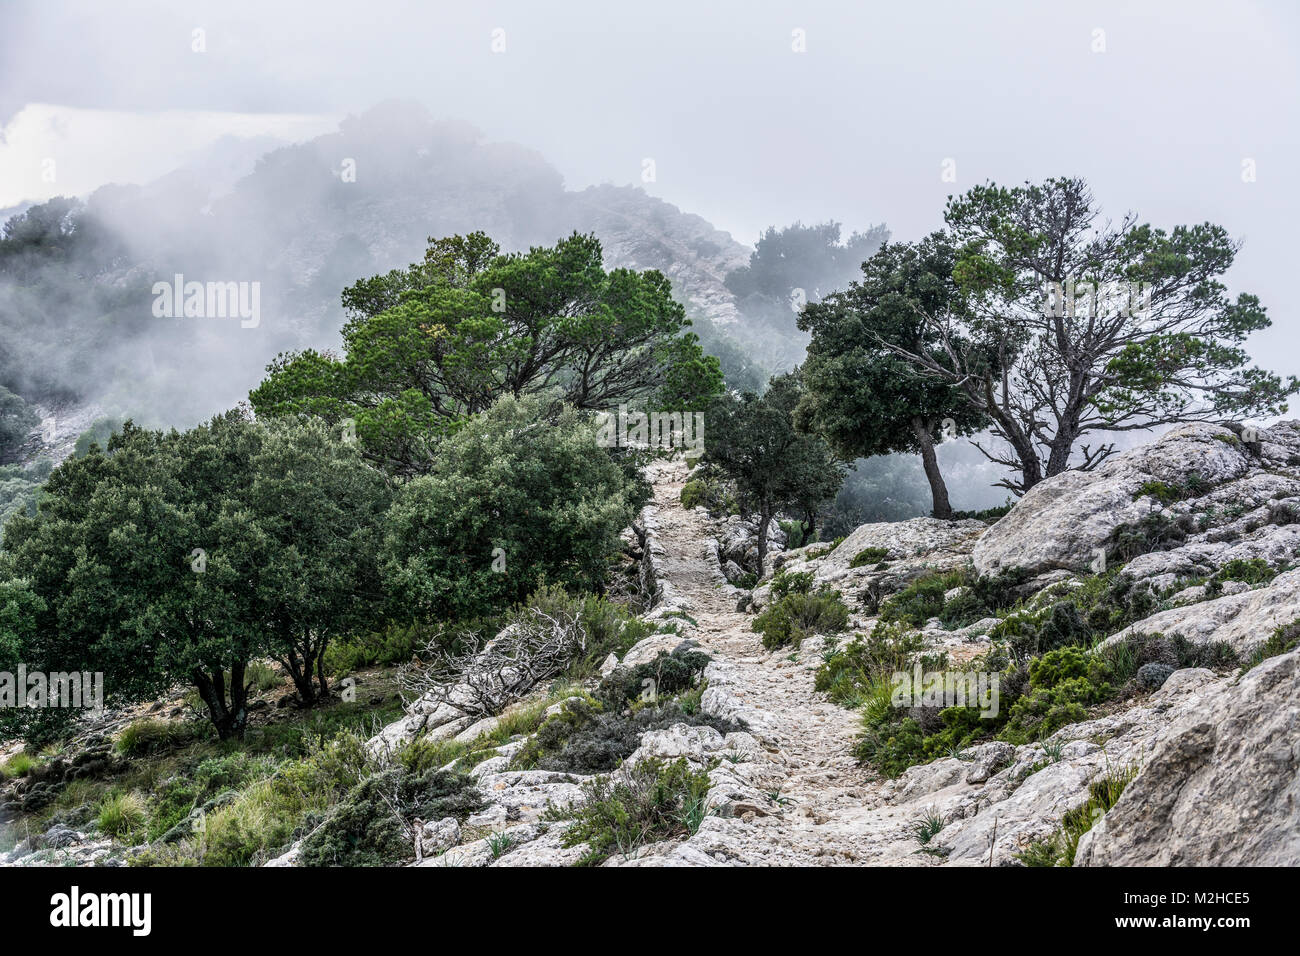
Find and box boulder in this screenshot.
[1076,648,1300,866]
[973,423,1254,575]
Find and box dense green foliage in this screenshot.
[0,412,391,739]
[723,220,889,372]
[380,394,647,623]
[705,384,845,572]
[250,231,723,476]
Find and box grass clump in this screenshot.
[557,757,712,865]
[97,790,147,841]
[1,752,36,779]
[115,719,210,757]
[1016,764,1138,866]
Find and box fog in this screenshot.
[1,0,1297,508]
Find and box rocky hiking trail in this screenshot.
[634,459,927,865]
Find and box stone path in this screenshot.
[639,460,931,865]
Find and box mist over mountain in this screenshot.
[0,101,754,440]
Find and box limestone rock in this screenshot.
[1075,648,1300,866]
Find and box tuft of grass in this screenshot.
[912,809,945,844]
[1016,763,1138,866]
[1,752,36,779]
[244,660,282,695]
[97,791,147,841]
[487,832,515,858]
[115,718,207,757]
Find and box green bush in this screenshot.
[1108,511,1195,563]
[595,649,712,709]
[769,569,815,599]
[855,704,992,778]
[558,757,712,865]
[998,646,1114,745]
[680,479,706,511]
[752,586,849,650]
[381,395,646,623]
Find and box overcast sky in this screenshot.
[3,0,1298,375]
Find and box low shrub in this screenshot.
[680,479,706,511]
[849,547,889,569]
[558,757,712,865]
[998,646,1115,745]
[752,586,849,650]
[937,567,1033,629]
[595,649,712,709]
[1107,511,1195,563]
[513,698,743,774]
[298,765,484,867]
[323,625,420,677]
[878,574,952,627]
[1212,558,1275,587]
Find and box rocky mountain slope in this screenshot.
[5,420,1296,867]
[290,420,1300,866]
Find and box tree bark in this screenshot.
[193,663,249,740]
[756,506,773,581]
[911,417,953,519]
